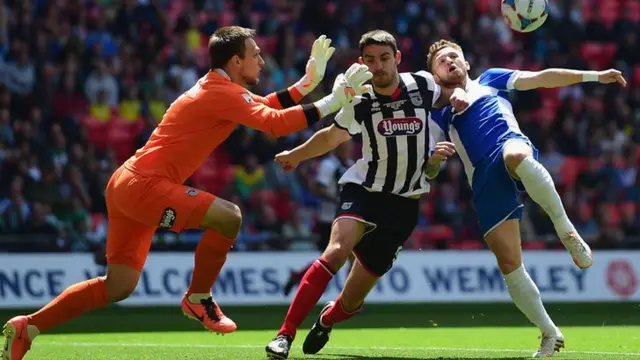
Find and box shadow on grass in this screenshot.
[1,303,638,334]
[291,355,530,360]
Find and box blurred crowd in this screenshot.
[0,0,639,253]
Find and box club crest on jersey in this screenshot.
[409,91,423,106]
[377,117,423,137]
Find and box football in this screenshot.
[501,0,549,33]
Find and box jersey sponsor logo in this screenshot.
[377,117,424,137]
[241,93,253,103]
[159,208,177,229]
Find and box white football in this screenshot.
[501,0,549,33]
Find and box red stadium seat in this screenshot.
[625,0,640,22]
[621,202,636,215]
[632,65,640,87]
[425,225,455,242]
[80,115,109,151]
[108,117,141,164]
[580,42,616,69]
[560,157,581,186]
[408,228,436,250]
[449,239,484,250]
[522,240,547,250]
[606,203,622,226]
[90,213,107,232]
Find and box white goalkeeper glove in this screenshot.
[314,63,373,118]
[295,35,336,96]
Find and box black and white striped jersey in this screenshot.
[333,71,445,197]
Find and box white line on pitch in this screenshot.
[38,342,640,357]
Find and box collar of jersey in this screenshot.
[213,68,231,80]
[373,76,406,100]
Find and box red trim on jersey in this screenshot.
[391,87,402,100]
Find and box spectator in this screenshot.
[573,204,599,245]
[538,140,565,185]
[84,59,118,107]
[233,154,266,203]
[3,45,35,96]
[0,176,30,233]
[119,85,142,123]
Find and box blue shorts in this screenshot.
[471,137,539,237]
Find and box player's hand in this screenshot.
[275,150,301,172]
[449,88,469,113]
[428,141,456,165]
[598,69,627,87]
[305,35,335,86]
[332,64,373,107]
[296,35,336,95]
[344,63,373,95]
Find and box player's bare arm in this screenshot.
[275,124,351,171]
[513,68,627,91]
[424,141,456,179]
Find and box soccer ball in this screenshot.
[501,0,549,33]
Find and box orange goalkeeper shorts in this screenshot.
[104,166,215,271]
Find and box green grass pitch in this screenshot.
[2,302,640,359]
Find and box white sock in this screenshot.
[27,325,40,341]
[188,293,212,303]
[514,156,574,236]
[504,265,558,335]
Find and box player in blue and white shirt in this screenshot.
[426,39,627,358]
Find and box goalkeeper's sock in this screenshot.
[28,277,108,334]
[187,230,235,294]
[504,265,558,335]
[278,258,336,339]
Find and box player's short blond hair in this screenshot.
[426,39,463,72]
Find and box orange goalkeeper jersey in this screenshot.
[124,70,320,184]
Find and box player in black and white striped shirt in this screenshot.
[266,30,469,359]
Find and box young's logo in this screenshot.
[377,117,423,136]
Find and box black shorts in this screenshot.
[334,183,419,276]
[316,222,332,251]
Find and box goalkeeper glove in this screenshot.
[294,35,336,96]
[314,63,373,118]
